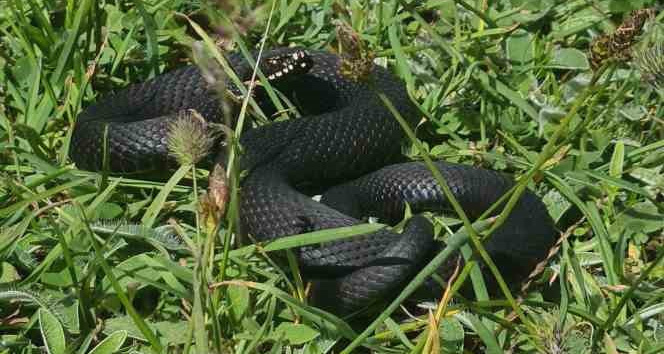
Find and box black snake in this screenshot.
[69,47,557,315]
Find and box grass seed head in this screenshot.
[199,163,229,230]
[634,42,664,89]
[167,110,216,166]
[334,20,375,82]
[589,7,657,70]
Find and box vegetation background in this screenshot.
[0,0,663,353]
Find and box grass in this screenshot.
[1,0,664,353]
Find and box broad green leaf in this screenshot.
[39,309,66,354]
[88,331,127,354]
[506,30,534,64]
[629,167,664,190]
[0,262,20,283]
[614,201,664,234]
[272,323,320,345]
[608,0,647,13]
[542,189,572,223]
[101,254,189,298]
[104,317,189,345]
[549,48,590,70]
[439,316,464,353]
[228,284,250,322]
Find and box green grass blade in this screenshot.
[466,314,503,354]
[585,202,619,287]
[0,176,93,218]
[134,0,159,77]
[141,164,190,227]
[51,0,93,84]
[229,223,386,257]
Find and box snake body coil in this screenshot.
[70,48,556,315]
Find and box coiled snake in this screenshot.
[70,47,556,315]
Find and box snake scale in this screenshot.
[69,47,557,315]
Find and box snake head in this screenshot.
[262,49,313,81]
[228,49,314,107]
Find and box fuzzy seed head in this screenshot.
[167,110,216,166]
[589,7,657,70]
[634,42,664,89]
[334,20,375,82]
